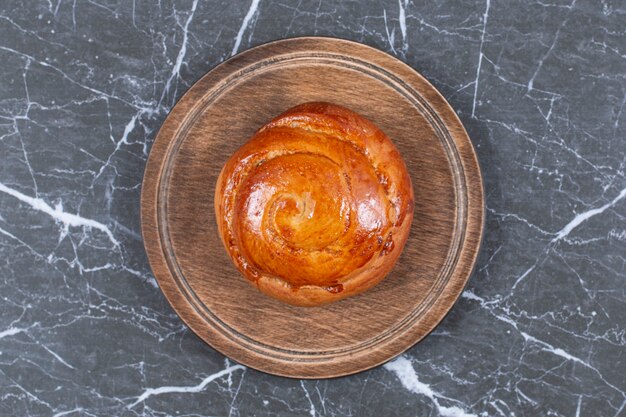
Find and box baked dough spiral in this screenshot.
[215,102,414,306]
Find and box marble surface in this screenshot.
[0,0,624,415]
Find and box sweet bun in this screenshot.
[215,102,414,306]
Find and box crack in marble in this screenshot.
[37,342,76,370]
[0,46,154,112]
[159,0,199,107]
[128,364,246,408]
[462,291,626,401]
[300,381,317,417]
[0,225,47,259]
[0,182,119,247]
[552,186,626,242]
[471,0,490,118]
[0,327,26,339]
[231,0,261,56]
[397,0,408,51]
[0,15,69,51]
[382,9,396,55]
[385,356,477,417]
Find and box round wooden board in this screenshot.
[141,37,484,379]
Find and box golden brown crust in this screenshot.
[215,102,414,306]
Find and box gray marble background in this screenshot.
[0,0,624,416]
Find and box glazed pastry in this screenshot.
[215,102,414,306]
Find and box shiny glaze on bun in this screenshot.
[215,102,414,306]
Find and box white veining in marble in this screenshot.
[0,0,624,415]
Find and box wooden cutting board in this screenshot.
[141,37,484,378]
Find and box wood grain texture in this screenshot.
[140,37,485,379]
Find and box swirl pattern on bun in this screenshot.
[215,102,414,306]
